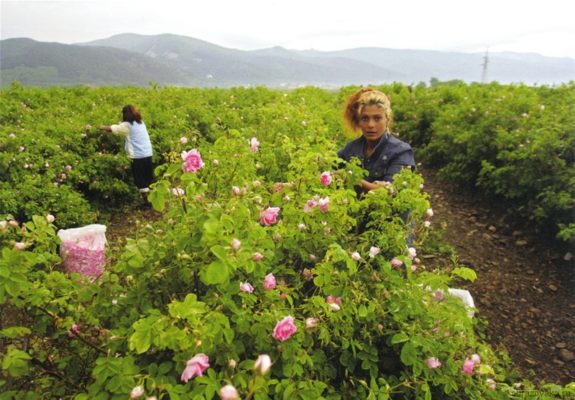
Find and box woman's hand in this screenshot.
[99,125,111,132]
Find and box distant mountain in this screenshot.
[81,33,403,86]
[1,34,573,87]
[0,38,191,86]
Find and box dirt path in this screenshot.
[420,168,575,385]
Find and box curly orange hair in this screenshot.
[343,88,392,132]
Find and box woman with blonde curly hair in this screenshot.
[338,88,415,193]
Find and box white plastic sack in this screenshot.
[448,288,475,318]
[58,224,107,279]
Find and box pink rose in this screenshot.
[263,273,276,291]
[14,242,26,250]
[326,296,342,305]
[369,246,380,258]
[303,199,317,213]
[391,257,403,268]
[65,164,72,171]
[425,357,442,369]
[240,282,254,293]
[231,238,241,251]
[260,207,280,226]
[250,137,260,152]
[232,186,241,195]
[179,136,188,144]
[461,358,475,376]
[426,208,434,217]
[181,353,209,382]
[252,252,264,261]
[351,251,361,261]
[320,171,332,186]
[471,354,481,365]
[273,316,297,342]
[219,384,239,400]
[318,196,330,213]
[181,149,205,173]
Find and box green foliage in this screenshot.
[0,84,573,399]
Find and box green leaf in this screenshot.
[451,267,477,282]
[390,332,409,344]
[200,260,230,285]
[210,245,229,262]
[1,346,31,377]
[0,327,31,339]
[400,341,417,366]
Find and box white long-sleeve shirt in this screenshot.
[110,121,153,159]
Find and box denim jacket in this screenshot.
[337,133,415,182]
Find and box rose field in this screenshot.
[0,82,574,399]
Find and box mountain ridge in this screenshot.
[1,33,573,87]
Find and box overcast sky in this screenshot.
[2,0,574,59]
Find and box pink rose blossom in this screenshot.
[254,354,272,375]
[250,137,260,152]
[303,199,317,213]
[351,251,361,261]
[329,303,341,311]
[130,386,144,399]
[181,149,205,173]
[65,164,72,171]
[179,136,188,144]
[305,317,320,329]
[369,246,380,258]
[260,207,280,226]
[232,186,241,195]
[462,358,475,375]
[231,238,241,251]
[318,196,330,213]
[326,296,342,305]
[181,353,209,382]
[14,242,26,250]
[252,252,264,261]
[219,384,239,400]
[426,208,434,217]
[424,221,431,228]
[9,220,18,228]
[273,316,297,342]
[408,247,417,260]
[471,354,481,365]
[425,357,442,369]
[391,257,403,268]
[320,171,332,186]
[263,273,276,290]
[240,282,254,293]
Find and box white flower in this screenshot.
[130,386,144,399]
[351,251,361,261]
[426,208,434,217]
[231,238,241,251]
[46,214,55,223]
[179,136,188,144]
[254,354,272,375]
[369,246,380,258]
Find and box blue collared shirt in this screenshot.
[337,133,415,182]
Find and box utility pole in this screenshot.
[481,49,489,83]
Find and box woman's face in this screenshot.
[359,104,388,143]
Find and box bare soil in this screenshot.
[420,168,575,385]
